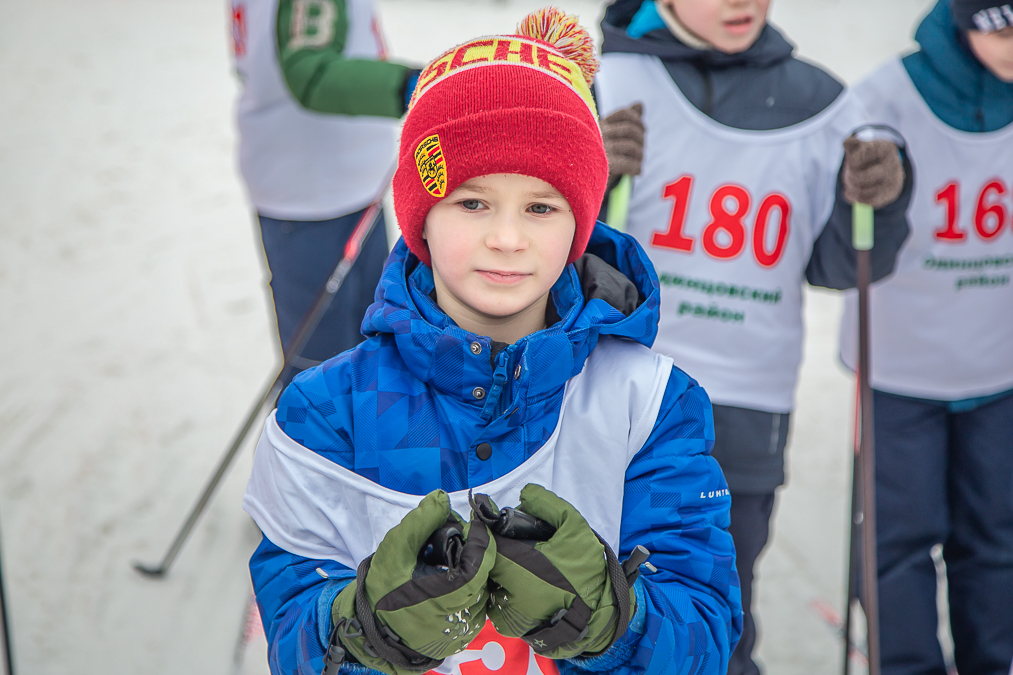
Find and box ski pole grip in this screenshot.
[853,202,874,251]
[607,175,633,233]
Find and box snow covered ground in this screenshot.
[0,0,934,673]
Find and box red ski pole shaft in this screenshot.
[853,202,880,675]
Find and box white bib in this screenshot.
[841,59,1013,400]
[243,338,673,675]
[232,0,396,220]
[597,53,866,413]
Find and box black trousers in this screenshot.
[710,404,788,675]
[258,208,389,382]
[727,491,776,675]
[874,389,1013,675]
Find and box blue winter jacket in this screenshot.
[903,0,1013,133]
[247,223,743,675]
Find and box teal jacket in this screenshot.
[903,0,1013,132]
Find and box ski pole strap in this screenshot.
[853,203,874,251]
[594,531,634,655]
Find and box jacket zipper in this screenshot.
[480,349,512,421]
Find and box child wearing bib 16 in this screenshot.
[594,1,913,673]
[242,9,742,675]
[841,1,1013,673]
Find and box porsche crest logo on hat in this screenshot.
[414,134,447,198]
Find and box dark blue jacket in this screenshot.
[903,0,1013,133]
[248,224,743,674]
[598,0,913,290]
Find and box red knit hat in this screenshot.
[393,8,608,267]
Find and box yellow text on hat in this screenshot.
[412,37,596,117]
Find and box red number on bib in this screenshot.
[752,192,791,268]
[934,180,1013,243]
[702,185,750,259]
[652,175,695,253]
[934,182,966,241]
[652,176,793,266]
[974,179,1008,240]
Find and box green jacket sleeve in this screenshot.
[276,0,410,118]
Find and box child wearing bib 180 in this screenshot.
[841,1,1013,673]
[243,9,742,675]
[594,1,912,673]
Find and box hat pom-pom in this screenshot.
[517,7,599,85]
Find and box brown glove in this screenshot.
[602,103,645,184]
[842,137,904,209]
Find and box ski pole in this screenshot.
[842,201,880,675]
[842,380,864,675]
[606,174,633,233]
[133,193,388,578]
[0,503,13,675]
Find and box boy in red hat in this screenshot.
[243,8,742,675]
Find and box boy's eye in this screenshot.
[461,199,483,211]
[529,203,554,215]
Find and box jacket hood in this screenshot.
[601,0,794,68]
[360,222,660,413]
[905,0,1013,132]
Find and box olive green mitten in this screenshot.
[329,490,496,675]
[472,484,636,660]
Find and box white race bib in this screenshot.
[597,53,866,412]
[842,59,1013,399]
[232,0,396,220]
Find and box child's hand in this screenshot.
[602,103,645,185]
[843,136,905,209]
[476,484,636,659]
[330,490,496,675]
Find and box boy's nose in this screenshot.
[485,214,528,252]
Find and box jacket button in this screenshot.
[473,387,486,400]
[476,442,492,460]
[514,364,522,379]
[470,342,482,355]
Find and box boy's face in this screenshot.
[967,26,1013,82]
[422,173,576,344]
[661,0,771,54]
